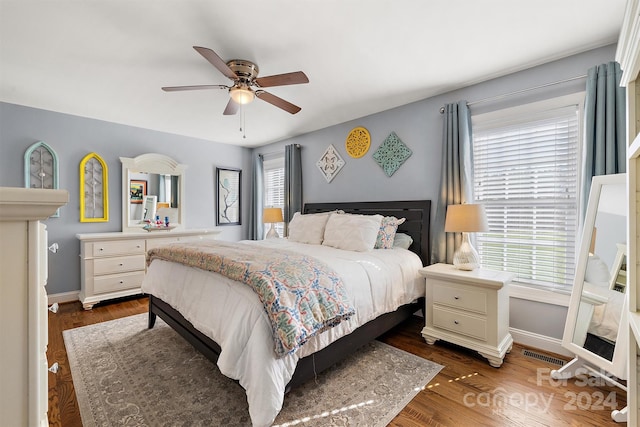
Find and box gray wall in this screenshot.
[0,103,251,295]
[0,44,618,341]
[253,44,618,340]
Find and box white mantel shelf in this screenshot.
[0,187,69,220]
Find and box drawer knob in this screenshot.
[119,263,124,266]
[454,320,459,325]
[48,362,59,374]
[119,280,124,284]
[48,303,59,314]
[454,296,460,300]
[99,247,104,251]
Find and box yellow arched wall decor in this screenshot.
[345,126,371,158]
[79,152,109,222]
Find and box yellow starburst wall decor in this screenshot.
[345,126,371,158]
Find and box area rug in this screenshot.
[64,314,442,426]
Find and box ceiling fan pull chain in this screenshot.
[240,105,247,139]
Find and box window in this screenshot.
[472,94,583,289]
[263,155,285,237]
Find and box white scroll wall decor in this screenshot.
[316,144,345,183]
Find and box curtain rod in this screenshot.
[259,144,301,157]
[439,74,587,113]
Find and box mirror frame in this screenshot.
[120,153,186,232]
[562,173,628,379]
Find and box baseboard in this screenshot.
[510,327,573,358]
[48,291,79,305]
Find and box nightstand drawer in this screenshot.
[92,239,145,257]
[433,306,487,341]
[93,255,146,275]
[432,282,487,314]
[94,271,145,294]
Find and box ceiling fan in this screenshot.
[162,46,309,115]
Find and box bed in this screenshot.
[143,200,431,426]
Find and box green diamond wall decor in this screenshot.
[372,132,412,177]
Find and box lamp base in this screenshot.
[266,224,279,239]
[453,232,480,270]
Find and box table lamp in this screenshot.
[263,207,284,239]
[444,203,489,270]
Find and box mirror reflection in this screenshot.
[128,173,179,224]
[141,195,158,222]
[120,154,186,232]
[571,181,626,361]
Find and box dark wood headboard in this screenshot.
[303,200,431,266]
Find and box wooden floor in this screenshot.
[48,296,626,426]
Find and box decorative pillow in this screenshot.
[322,213,383,252]
[287,212,332,244]
[392,233,413,250]
[375,216,406,249]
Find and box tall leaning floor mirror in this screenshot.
[551,173,627,422]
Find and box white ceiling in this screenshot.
[0,1,627,148]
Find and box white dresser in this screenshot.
[420,263,514,367]
[0,187,68,426]
[77,229,219,309]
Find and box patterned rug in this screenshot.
[64,314,442,426]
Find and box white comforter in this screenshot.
[141,239,423,426]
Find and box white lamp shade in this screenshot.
[263,207,283,223]
[444,204,489,233]
[230,87,255,105]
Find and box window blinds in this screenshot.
[264,156,285,236]
[472,105,579,288]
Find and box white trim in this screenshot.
[47,290,79,305]
[509,284,571,307]
[510,327,573,358]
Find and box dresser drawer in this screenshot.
[92,239,145,257]
[93,255,146,275]
[94,271,145,294]
[432,306,487,341]
[432,282,487,314]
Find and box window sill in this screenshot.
[508,283,571,307]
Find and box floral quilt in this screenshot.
[146,240,355,357]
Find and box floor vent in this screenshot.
[521,349,566,366]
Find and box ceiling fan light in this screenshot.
[230,87,255,105]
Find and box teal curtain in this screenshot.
[581,61,626,217]
[431,101,473,265]
[248,153,264,240]
[284,144,303,236]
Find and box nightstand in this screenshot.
[420,263,514,367]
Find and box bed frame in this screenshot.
[148,199,431,392]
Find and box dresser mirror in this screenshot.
[120,154,186,232]
[557,173,627,380]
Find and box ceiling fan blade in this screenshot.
[162,84,228,92]
[223,99,239,115]
[255,90,302,114]
[193,46,237,80]
[255,71,309,88]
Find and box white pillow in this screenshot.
[393,232,413,250]
[322,213,383,252]
[287,212,332,244]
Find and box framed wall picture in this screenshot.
[130,180,147,204]
[79,152,109,222]
[216,167,241,226]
